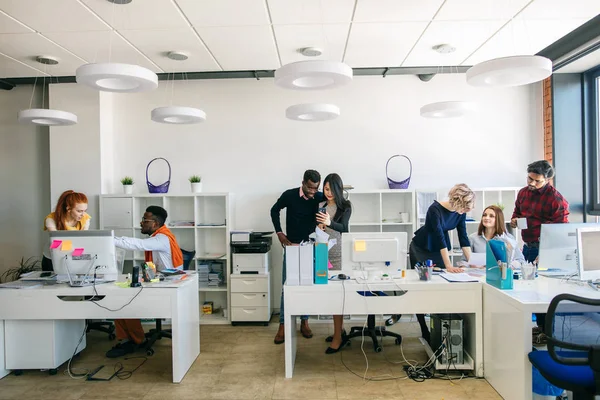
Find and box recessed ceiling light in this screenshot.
[107,0,132,4]
[167,51,189,61]
[298,47,323,57]
[36,56,59,65]
[432,44,456,54]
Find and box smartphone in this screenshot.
[318,207,327,214]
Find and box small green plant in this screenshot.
[495,203,505,211]
[121,176,134,185]
[1,257,41,283]
[189,175,202,183]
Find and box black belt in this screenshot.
[524,242,539,248]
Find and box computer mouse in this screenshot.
[338,273,347,280]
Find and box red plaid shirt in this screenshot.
[511,184,569,244]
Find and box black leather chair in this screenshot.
[346,291,402,352]
[144,248,195,355]
[528,293,600,400]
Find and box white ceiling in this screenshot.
[0,0,598,79]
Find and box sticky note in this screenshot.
[50,240,62,249]
[61,240,73,251]
[72,248,84,257]
[354,240,367,252]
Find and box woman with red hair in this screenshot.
[42,190,90,271]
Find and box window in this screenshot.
[585,66,600,213]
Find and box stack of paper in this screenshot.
[197,263,210,284]
[208,272,222,287]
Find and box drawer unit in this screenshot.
[231,273,271,325]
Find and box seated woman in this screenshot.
[465,204,525,268]
[316,173,352,354]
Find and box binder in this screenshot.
[299,243,314,286]
[285,245,300,286]
[314,243,329,285]
[485,239,513,290]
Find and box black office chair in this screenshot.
[528,293,600,400]
[346,291,402,353]
[144,248,195,355]
[87,320,116,340]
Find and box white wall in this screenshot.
[0,85,50,276]
[49,74,543,308]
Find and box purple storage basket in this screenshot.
[386,154,412,189]
[146,157,171,193]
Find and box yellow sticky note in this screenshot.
[61,240,73,251]
[354,240,367,252]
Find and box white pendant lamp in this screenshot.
[286,103,340,121]
[76,63,158,93]
[18,108,78,126]
[275,60,352,90]
[420,101,474,118]
[466,55,552,87]
[18,56,78,126]
[151,106,206,124]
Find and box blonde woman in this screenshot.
[386,184,475,343]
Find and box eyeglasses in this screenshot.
[141,218,156,223]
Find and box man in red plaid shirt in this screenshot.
[510,160,569,345]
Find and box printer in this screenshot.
[231,231,273,274]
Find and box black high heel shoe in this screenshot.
[325,329,347,343]
[325,337,350,354]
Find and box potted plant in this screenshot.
[121,176,134,194]
[1,257,41,283]
[189,175,202,193]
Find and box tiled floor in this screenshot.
[0,318,502,400]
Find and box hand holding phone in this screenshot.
[318,207,327,214]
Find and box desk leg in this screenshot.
[171,281,200,383]
[284,314,297,379]
[0,320,8,379]
[484,288,532,400]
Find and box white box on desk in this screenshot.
[299,244,314,286]
[285,246,300,286]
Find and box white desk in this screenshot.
[0,277,199,383]
[483,277,600,400]
[284,271,484,378]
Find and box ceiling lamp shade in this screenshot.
[466,55,552,87]
[286,103,340,121]
[76,63,158,93]
[151,106,206,124]
[275,61,352,90]
[18,108,78,126]
[420,101,474,118]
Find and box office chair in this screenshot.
[87,320,116,340]
[346,291,402,353]
[528,293,600,400]
[144,248,195,355]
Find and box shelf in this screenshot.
[197,254,227,261]
[350,222,383,226]
[198,284,228,292]
[381,222,413,226]
[199,314,229,325]
[167,226,195,229]
[196,225,226,229]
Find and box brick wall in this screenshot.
[543,77,553,163]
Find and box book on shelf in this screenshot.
[168,220,194,227]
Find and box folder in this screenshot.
[285,246,300,286]
[485,239,513,290]
[314,243,329,285]
[299,243,314,286]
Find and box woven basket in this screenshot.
[386,154,412,189]
[146,157,171,193]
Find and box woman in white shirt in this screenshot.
[467,205,525,268]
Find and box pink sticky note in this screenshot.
[50,240,62,249]
[72,248,84,257]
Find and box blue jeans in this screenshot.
[523,244,539,263]
[279,251,308,324]
[524,244,545,327]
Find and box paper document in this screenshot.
[468,253,486,267]
[439,272,479,283]
[311,227,330,243]
[328,238,337,251]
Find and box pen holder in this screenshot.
[417,266,432,281]
[521,264,536,280]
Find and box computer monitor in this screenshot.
[576,226,600,281]
[538,223,599,275]
[49,230,118,281]
[341,232,407,280]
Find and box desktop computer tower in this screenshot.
[430,314,464,365]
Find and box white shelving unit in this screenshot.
[99,193,232,325]
[347,190,416,257]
